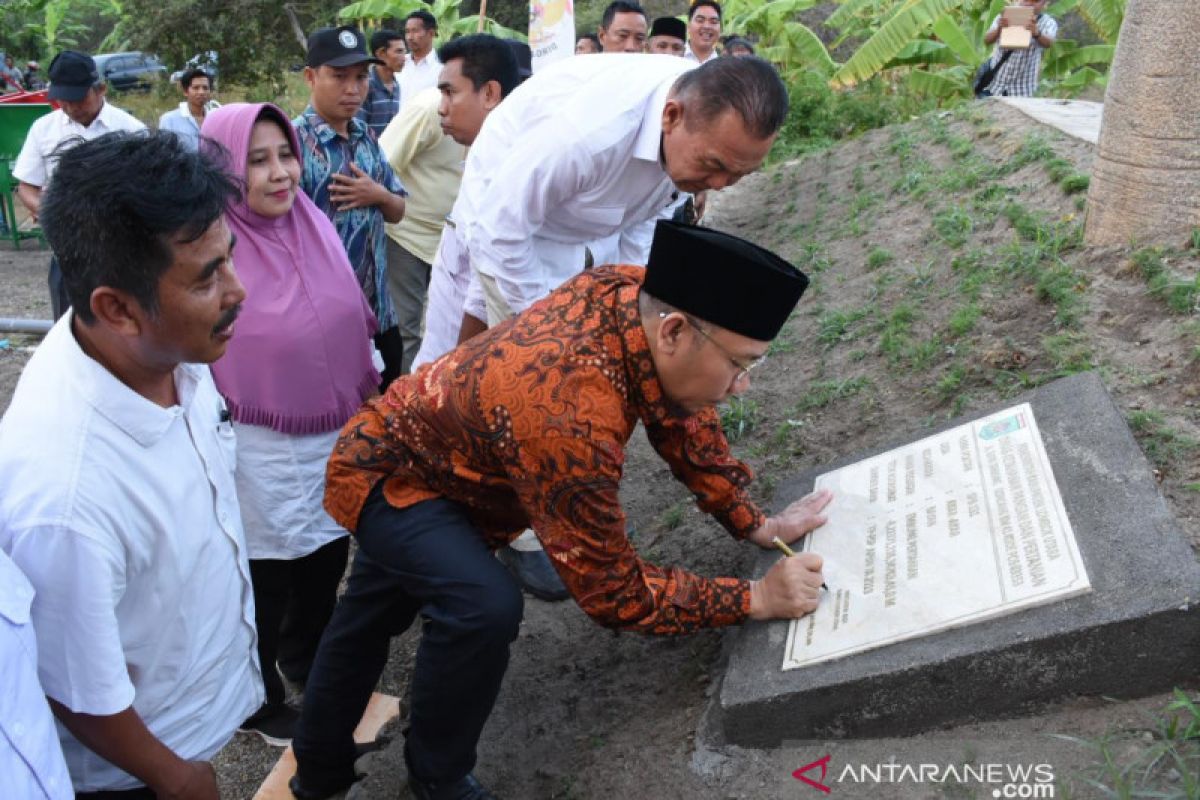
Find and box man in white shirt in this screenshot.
[0,550,72,800]
[0,131,261,799]
[411,54,788,600]
[597,0,648,53]
[157,67,219,150]
[13,50,145,320]
[398,9,442,112]
[684,0,722,64]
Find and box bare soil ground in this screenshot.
[2,100,1197,799]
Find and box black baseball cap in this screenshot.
[48,50,99,102]
[306,26,382,68]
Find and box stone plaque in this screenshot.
[784,403,1090,670]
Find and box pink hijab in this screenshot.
[202,103,379,434]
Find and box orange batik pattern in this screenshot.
[325,265,765,634]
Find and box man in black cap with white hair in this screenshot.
[13,49,144,318]
[290,221,832,800]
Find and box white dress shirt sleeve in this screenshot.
[10,525,136,717]
[12,115,52,187]
[466,136,593,314]
[463,269,487,324]
[616,215,659,266]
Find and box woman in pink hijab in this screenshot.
[201,102,380,745]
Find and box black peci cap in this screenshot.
[650,16,687,41]
[506,40,532,82]
[48,50,99,102]
[306,26,382,69]
[643,220,808,341]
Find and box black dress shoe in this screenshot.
[497,546,570,601]
[288,773,358,800]
[407,772,498,800]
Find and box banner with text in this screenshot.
[529,0,575,72]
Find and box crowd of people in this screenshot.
[1,1,1058,799]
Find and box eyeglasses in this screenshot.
[660,312,767,382]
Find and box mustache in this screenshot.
[213,304,242,335]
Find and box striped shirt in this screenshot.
[984,13,1058,97]
[356,66,400,139]
[293,107,406,330]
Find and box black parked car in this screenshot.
[93,52,167,91]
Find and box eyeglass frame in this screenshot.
[659,311,767,382]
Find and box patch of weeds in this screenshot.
[889,128,916,158]
[997,133,1054,175]
[937,156,990,193]
[795,241,834,273]
[1074,195,1087,212]
[796,376,871,411]
[1126,409,1199,470]
[908,261,937,292]
[1044,156,1074,183]
[1060,173,1090,194]
[719,397,759,443]
[866,247,894,270]
[849,348,868,362]
[878,303,919,362]
[784,200,797,214]
[951,249,991,300]
[947,303,981,338]
[1133,246,1200,314]
[1191,227,1200,253]
[935,363,967,402]
[1042,332,1094,374]
[817,305,872,346]
[908,335,943,371]
[892,160,933,198]
[1035,264,1086,327]
[851,164,865,192]
[1058,689,1200,799]
[947,135,974,160]
[768,334,797,356]
[933,207,975,249]
[658,502,685,531]
[973,183,1016,206]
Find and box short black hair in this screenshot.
[179,67,211,90]
[601,1,646,29]
[40,131,238,325]
[724,36,754,54]
[370,29,404,55]
[405,9,437,31]
[437,34,519,98]
[688,0,722,21]
[578,33,601,49]
[671,55,787,140]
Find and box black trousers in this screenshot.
[49,255,70,320]
[374,325,404,391]
[76,789,155,799]
[249,536,351,707]
[293,488,523,788]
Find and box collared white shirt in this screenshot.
[0,317,263,792]
[684,43,720,64]
[397,49,442,113]
[157,100,220,151]
[455,53,693,317]
[12,101,146,188]
[0,550,72,800]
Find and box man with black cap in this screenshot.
[13,49,144,319]
[294,26,408,387]
[647,15,687,55]
[289,221,831,800]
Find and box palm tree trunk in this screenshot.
[1083,0,1200,247]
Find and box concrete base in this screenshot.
[715,372,1200,747]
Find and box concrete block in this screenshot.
[715,372,1200,746]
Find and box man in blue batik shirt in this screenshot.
[295,25,408,387]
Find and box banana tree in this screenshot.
[337,0,525,39]
[723,0,838,80]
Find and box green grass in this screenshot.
[1042,332,1094,374]
[816,305,873,347]
[719,397,760,443]
[658,502,685,531]
[947,303,981,338]
[866,247,894,271]
[935,362,967,402]
[933,207,975,249]
[1127,409,1199,470]
[1055,689,1200,799]
[796,376,871,411]
[1060,173,1090,194]
[1132,246,1200,314]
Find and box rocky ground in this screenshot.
[2,100,1197,799]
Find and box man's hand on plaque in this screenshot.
[747,488,833,549]
[749,552,825,620]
